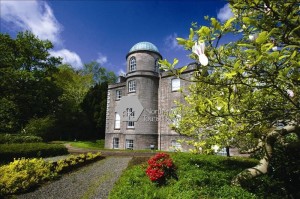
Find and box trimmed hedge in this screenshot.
[0,158,56,196]
[0,143,68,162]
[0,153,102,196]
[53,152,103,173]
[0,134,43,144]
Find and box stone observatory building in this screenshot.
[105,41,196,151]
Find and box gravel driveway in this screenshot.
[16,157,132,199]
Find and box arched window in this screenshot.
[115,113,120,129]
[129,57,136,72]
[155,59,160,72]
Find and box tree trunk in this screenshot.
[226,146,230,157]
[232,124,297,186]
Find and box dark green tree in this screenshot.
[0,31,62,133]
[81,63,117,139]
[82,61,116,84]
[81,82,108,139]
[52,64,94,140]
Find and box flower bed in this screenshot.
[145,153,176,184]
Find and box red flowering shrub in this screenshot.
[146,153,176,184]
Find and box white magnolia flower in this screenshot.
[212,145,220,153]
[287,89,294,98]
[249,33,258,41]
[264,4,271,15]
[272,46,278,51]
[216,106,222,110]
[192,41,208,66]
[233,85,238,93]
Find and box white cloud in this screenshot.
[217,3,234,22]
[96,53,108,65]
[118,69,126,76]
[0,0,62,45]
[50,49,83,69]
[1,1,84,70]
[164,33,181,51]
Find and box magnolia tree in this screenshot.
[160,0,299,185]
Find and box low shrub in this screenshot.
[0,158,57,196]
[0,134,43,144]
[54,152,102,173]
[146,153,176,184]
[0,143,68,162]
[0,152,103,197]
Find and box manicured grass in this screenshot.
[69,140,105,149]
[109,153,289,199]
[70,140,155,153]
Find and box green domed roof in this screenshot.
[129,42,159,53]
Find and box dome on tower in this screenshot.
[129,42,159,54]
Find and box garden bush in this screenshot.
[0,158,57,196]
[0,152,103,197]
[54,152,102,173]
[110,153,290,199]
[0,134,43,144]
[146,153,176,184]
[0,143,68,162]
[23,116,56,141]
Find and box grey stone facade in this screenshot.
[105,42,195,151]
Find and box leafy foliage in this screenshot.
[81,82,110,139]
[0,158,56,196]
[23,116,56,140]
[0,32,116,140]
[0,134,42,144]
[160,0,299,195]
[0,143,68,162]
[54,152,102,173]
[160,0,300,153]
[0,32,62,133]
[146,153,176,184]
[0,152,102,197]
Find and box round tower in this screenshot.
[124,42,162,150]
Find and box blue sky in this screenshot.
[0,0,233,74]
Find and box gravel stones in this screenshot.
[16,157,132,199]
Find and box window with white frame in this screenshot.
[129,57,136,72]
[113,138,119,149]
[171,78,180,91]
[115,113,120,129]
[128,80,136,92]
[126,139,134,149]
[116,90,122,100]
[127,121,135,128]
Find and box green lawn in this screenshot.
[69,140,105,149]
[69,140,158,153]
[109,153,290,199]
